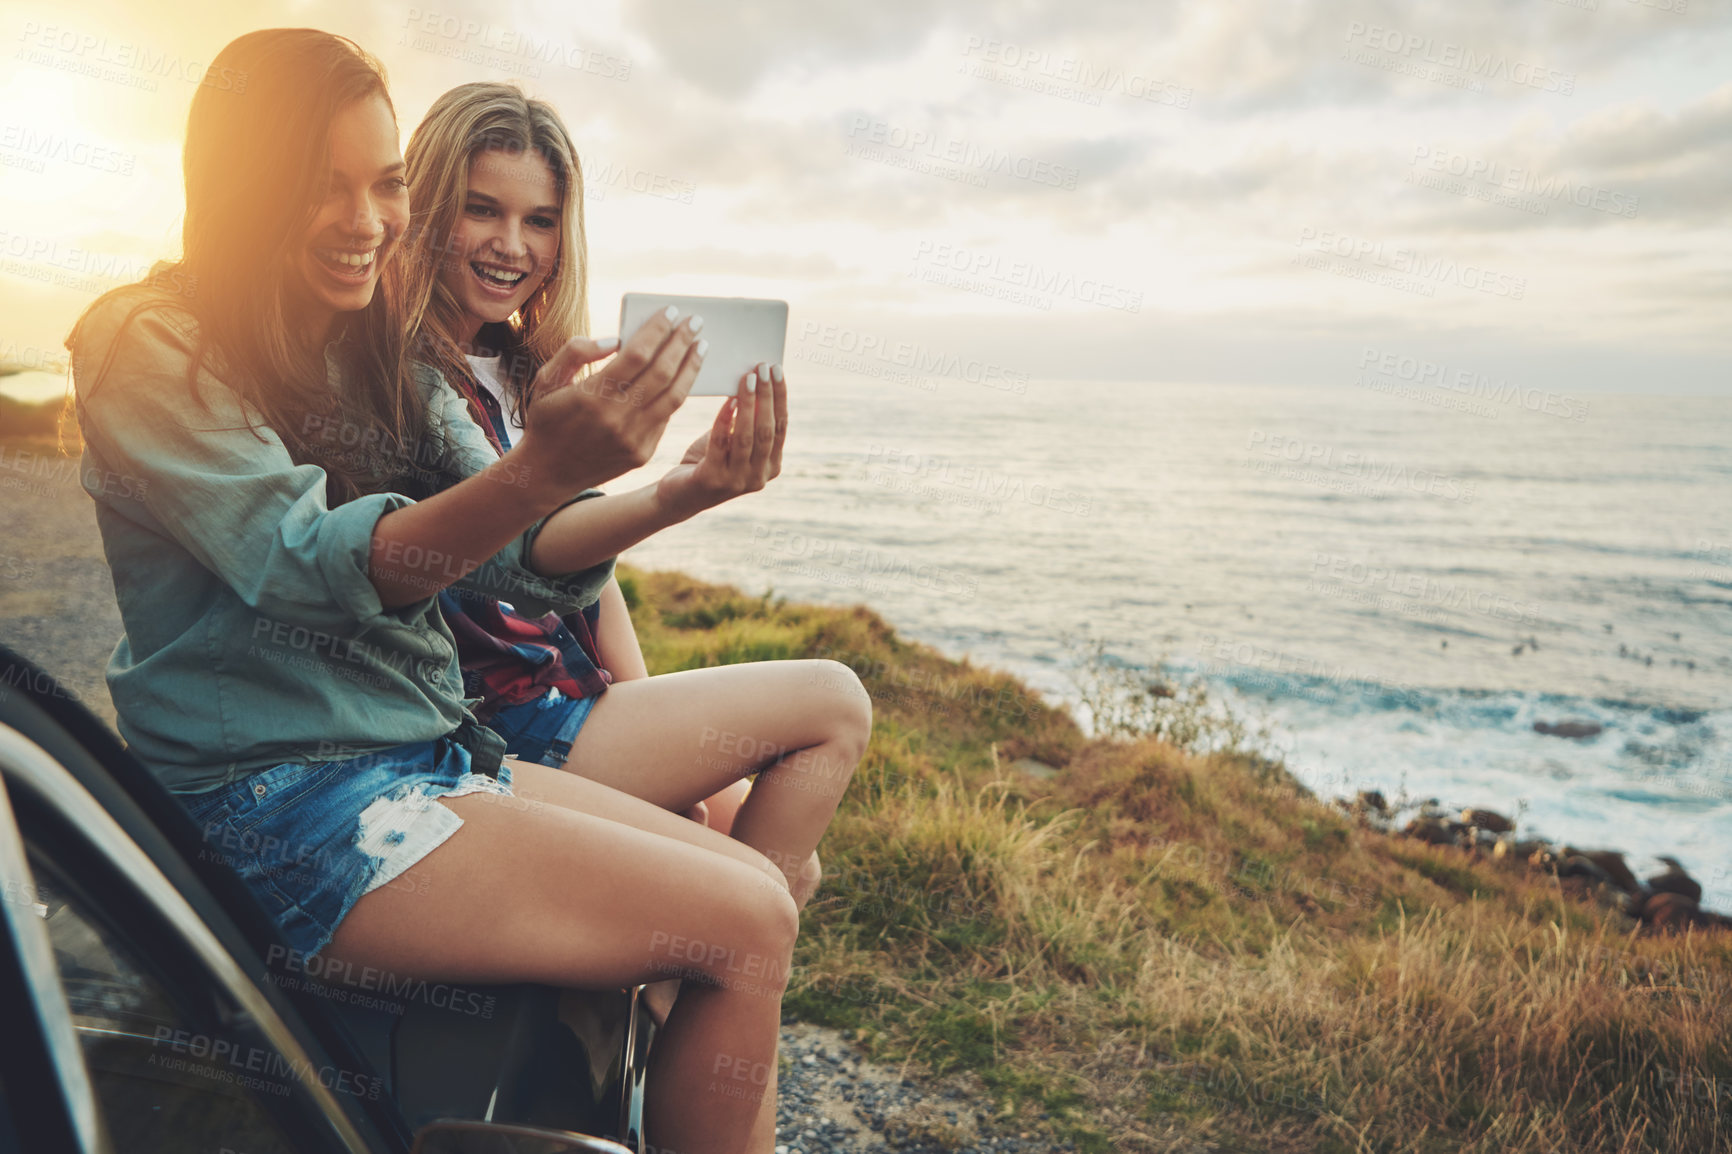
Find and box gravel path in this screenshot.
[1,434,123,725]
[775,1022,1075,1154]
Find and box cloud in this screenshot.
[620,0,955,98]
[603,245,846,279]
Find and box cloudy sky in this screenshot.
[2,0,1729,397]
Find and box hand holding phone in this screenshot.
[656,355,788,520]
[619,293,788,396]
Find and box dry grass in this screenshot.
[623,562,1732,1153]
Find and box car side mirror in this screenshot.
[410,1120,637,1154]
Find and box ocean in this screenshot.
[608,367,1732,912]
[7,360,1726,909]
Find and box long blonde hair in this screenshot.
[396,82,589,426]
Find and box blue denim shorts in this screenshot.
[485,688,598,767]
[179,734,514,960]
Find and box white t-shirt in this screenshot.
[464,353,525,446]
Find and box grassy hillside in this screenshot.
[621,562,1732,1154]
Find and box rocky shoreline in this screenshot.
[1338,790,1730,932]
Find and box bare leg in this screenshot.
[323,761,796,1154]
[692,782,822,907]
[697,778,752,835]
[560,659,871,894]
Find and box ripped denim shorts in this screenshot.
[179,730,514,960]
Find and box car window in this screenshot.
[29,846,305,1154]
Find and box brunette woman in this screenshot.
[68,29,793,1152]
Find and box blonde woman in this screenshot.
[395,83,871,913]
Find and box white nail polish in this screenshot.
[745,372,757,394]
[771,364,784,384]
[663,304,680,321]
[689,314,705,334]
[694,338,709,357]
[596,336,620,352]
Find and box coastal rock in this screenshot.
[1646,857,1703,903]
[1529,848,1614,888]
[1562,848,1641,895]
[1460,808,1514,834]
[1334,790,1399,832]
[1009,758,1058,781]
[1404,815,1467,847]
[1532,720,1602,739]
[1336,790,1393,826]
[1357,790,1391,817]
[1496,835,1551,862]
[1556,854,1613,887]
[1637,891,1703,933]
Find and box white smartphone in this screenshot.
[618,293,788,397]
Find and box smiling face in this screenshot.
[290,92,408,340]
[438,146,562,347]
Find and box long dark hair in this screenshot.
[69,28,445,503]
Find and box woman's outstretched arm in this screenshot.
[528,364,786,575]
[372,320,702,608]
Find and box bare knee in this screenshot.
[649,874,799,993]
[724,884,800,993]
[814,659,873,757]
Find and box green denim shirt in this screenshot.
[70,286,614,793]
